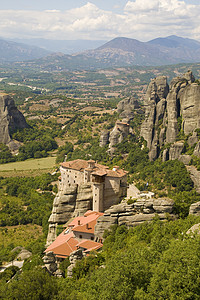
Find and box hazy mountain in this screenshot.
[0,38,50,62]
[148,35,200,50]
[12,38,107,54]
[82,36,200,67]
[3,35,200,69]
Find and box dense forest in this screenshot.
[1,216,200,299]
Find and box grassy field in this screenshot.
[0,157,57,177]
[0,224,43,249]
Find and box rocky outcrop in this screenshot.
[99,130,110,147]
[140,76,169,160]
[0,93,28,148]
[189,201,200,216]
[108,121,130,154]
[99,98,142,149]
[73,184,93,217]
[67,249,83,278]
[43,251,58,274]
[117,98,140,120]
[95,197,175,239]
[186,223,200,235]
[186,166,200,193]
[140,71,200,161]
[169,142,184,160]
[99,120,130,153]
[46,183,93,247]
[193,141,200,157]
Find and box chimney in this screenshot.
[87,160,95,169]
[86,223,89,230]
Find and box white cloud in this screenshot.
[0,1,199,41]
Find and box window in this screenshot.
[79,235,82,239]
[91,236,94,240]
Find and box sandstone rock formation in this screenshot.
[46,183,93,247]
[193,141,200,157]
[43,251,58,274]
[186,166,200,194]
[108,121,130,154]
[186,223,200,235]
[67,249,83,278]
[99,97,142,150]
[117,98,140,120]
[0,93,28,148]
[189,201,200,216]
[140,71,200,161]
[99,130,110,147]
[95,197,175,239]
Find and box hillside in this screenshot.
[9,35,200,70]
[0,38,50,62]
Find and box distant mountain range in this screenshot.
[0,38,50,62]
[11,38,107,54]
[1,35,200,69]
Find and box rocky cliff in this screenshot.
[99,98,141,151]
[95,197,175,239]
[140,71,200,161]
[46,183,93,247]
[0,93,28,148]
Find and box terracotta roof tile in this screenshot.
[61,159,127,178]
[77,239,103,251]
[45,211,104,258]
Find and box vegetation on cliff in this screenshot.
[1,216,200,299]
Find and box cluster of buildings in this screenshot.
[45,211,103,258]
[45,159,128,260]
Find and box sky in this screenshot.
[0,0,200,41]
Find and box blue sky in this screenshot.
[0,0,199,41]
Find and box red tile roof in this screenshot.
[45,232,79,257]
[45,211,103,258]
[61,159,127,178]
[77,240,103,252]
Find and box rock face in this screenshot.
[95,197,175,239]
[108,121,130,154]
[67,249,83,278]
[99,131,110,147]
[186,166,200,194]
[140,71,200,161]
[117,98,140,120]
[99,98,142,150]
[0,93,28,147]
[46,183,93,247]
[193,141,200,157]
[189,201,200,216]
[43,251,58,274]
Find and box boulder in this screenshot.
[189,201,200,215]
[186,223,200,235]
[178,155,191,165]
